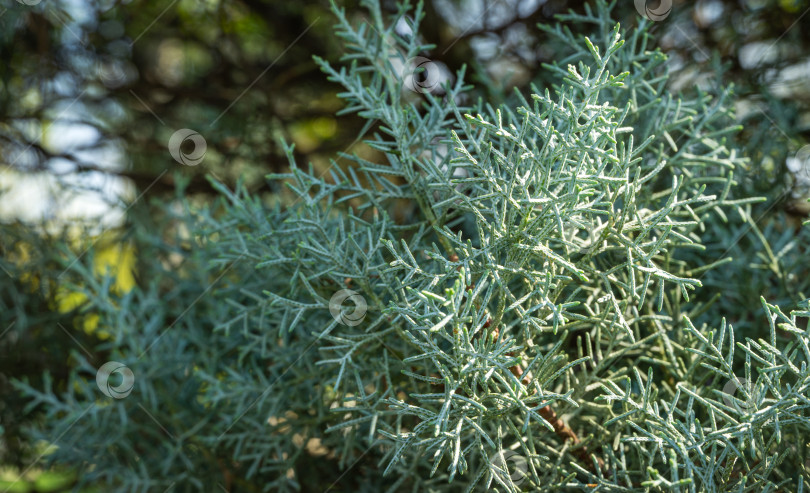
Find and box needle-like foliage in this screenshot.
[12,1,810,491]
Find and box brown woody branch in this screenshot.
[508,352,607,474]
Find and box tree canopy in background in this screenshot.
[1,0,809,207]
[1,0,810,491]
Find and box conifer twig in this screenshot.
[508,360,606,473]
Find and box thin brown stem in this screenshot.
[508,360,606,473]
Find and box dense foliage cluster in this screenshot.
[3,0,810,491]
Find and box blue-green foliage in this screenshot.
[12,1,810,491]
